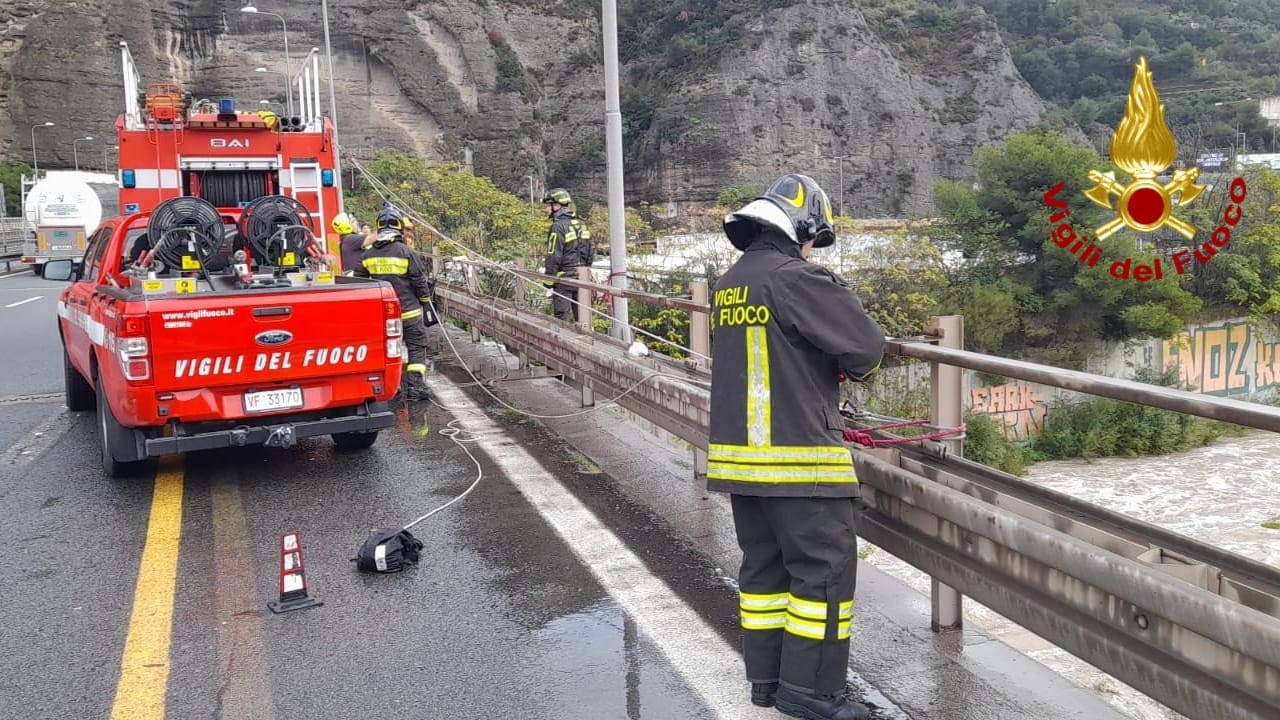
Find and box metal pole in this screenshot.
[524,175,535,208]
[30,123,53,175]
[73,143,79,172]
[602,0,630,342]
[838,156,844,217]
[320,0,343,213]
[690,278,710,486]
[929,314,964,632]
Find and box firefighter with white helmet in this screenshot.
[710,173,884,720]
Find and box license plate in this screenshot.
[243,387,304,413]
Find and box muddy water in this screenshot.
[863,430,1280,720]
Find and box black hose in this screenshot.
[239,195,315,267]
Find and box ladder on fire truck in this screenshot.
[120,42,186,144]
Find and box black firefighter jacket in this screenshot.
[354,233,435,323]
[707,232,885,498]
[544,208,594,285]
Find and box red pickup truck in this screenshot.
[45,198,404,477]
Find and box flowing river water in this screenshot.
[862,430,1280,720]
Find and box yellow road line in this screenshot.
[110,456,184,720]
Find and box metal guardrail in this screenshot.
[433,266,1280,720]
[0,218,27,257]
[0,218,29,271]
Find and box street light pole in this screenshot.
[102,145,117,173]
[73,136,93,172]
[254,67,290,114]
[242,6,292,116]
[30,122,54,175]
[833,155,846,217]
[320,0,343,213]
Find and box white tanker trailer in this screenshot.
[21,172,110,273]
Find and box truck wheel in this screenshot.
[64,347,96,411]
[332,431,379,450]
[96,375,150,478]
[31,264,43,276]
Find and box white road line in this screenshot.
[427,375,774,720]
[0,270,30,279]
[4,296,43,308]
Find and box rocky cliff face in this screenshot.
[0,0,1047,217]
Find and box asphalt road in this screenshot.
[0,269,775,720]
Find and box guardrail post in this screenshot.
[690,279,710,484]
[513,258,530,368]
[578,265,595,407]
[929,314,965,632]
[430,246,442,278]
[466,259,481,343]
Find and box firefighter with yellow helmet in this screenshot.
[709,174,883,720]
[333,212,374,275]
[541,188,593,322]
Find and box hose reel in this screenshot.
[145,197,225,274]
[239,195,317,268]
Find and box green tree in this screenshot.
[837,222,949,338]
[933,129,1203,367]
[346,150,544,262]
[0,162,33,218]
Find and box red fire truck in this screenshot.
[39,44,409,477]
[115,41,344,259]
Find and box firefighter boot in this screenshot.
[751,682,778,708]
[775,686,870,720]
[403,364,430,402]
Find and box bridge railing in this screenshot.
[0,218,29,271]
[430,253,1280,720]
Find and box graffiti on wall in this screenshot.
[1162,321,1280,397]
[970,383,1047,440]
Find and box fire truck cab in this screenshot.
[115,41,343,258]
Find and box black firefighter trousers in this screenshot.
[731,494,859,696]
[550,282,580,323]
[402,315,429,391]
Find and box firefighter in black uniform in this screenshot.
[542,188,593,322]
[709,174,884,720]
[355,206,437,402]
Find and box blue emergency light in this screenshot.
[122,170,136,188]
[219,98,236,114]
[321,169,335,187]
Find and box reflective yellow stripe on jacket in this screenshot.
[708,325,855,484]
[363,257,409,275]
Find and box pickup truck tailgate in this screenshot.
[146,287,390,392]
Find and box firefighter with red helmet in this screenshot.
[355,206,437,401]
[709,174,884,720]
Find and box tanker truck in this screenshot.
[21,171,116,274]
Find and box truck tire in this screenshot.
[332,431,379,450]
[64,347,95,411]
[96,375,151,478]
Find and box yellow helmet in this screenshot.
[331,212,355,235]
[257,109,278,131]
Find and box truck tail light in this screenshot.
[384,299,400,319]
[117,314,151,382]
[386,318,402,337]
